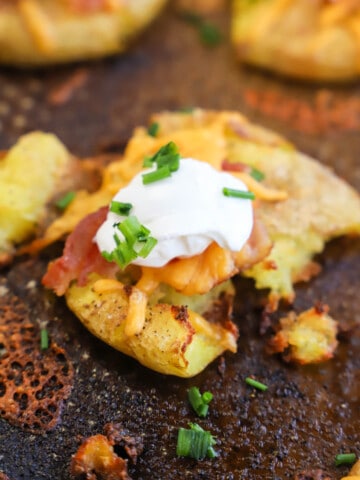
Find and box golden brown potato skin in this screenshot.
[0,0,167,67]
[66,274,237,377]
[232,0,360,82]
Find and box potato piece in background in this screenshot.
[232,0,360,82]
[0,132,71,265]
[0,0,167,67]
[268,305,338,364]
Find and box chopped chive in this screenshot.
[245,377,268,391]
[40,328,49,350]
[118,216,143,246]
[188,387,213,418]
[142,142,181,184]
[148,122,159,137]
[176,423,217,460]
[180,11,222,48]
[249,167,265,182]
[335,453,356,466]
[143,155,154,168]
[110,201,133,216]
[55,191,76,209]
[199,22,222,47]
[142,165,171,184]
[137,236,158,258]
[101,215,157,269]
[223,187,255,200]
[178,106,195,113]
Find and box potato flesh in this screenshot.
[66,275,237,377]
[232,0,360,81]
[0,0,167,66]
[0,132,70,257]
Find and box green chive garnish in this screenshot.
[249,167,265,182]
[199,22,222,47]
[40,328,49,350]
[335,453,356,466]
[148,122,159,137]
[176,423,217,460]
[178,106,195,114]
[180,11,222,48]
[142,165,172,184]
[101,215,157,270]
[223,187,255,200]
[188,387,213,418]
[245,377,268,391]
[56,191,76,209]
[110,201,133,216]
[142,142,180,184]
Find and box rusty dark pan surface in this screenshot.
[0,4,359,480]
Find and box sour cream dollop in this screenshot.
[94,158,254,267]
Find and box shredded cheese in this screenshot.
[136,270,160,296]
[18,0,57,53]
[125,289,147,337]
[92,278,147,337]
[104,0,123,11]
[320,0,360,27]
[246,0,293,41]
[232,172,288,202]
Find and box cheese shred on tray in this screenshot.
[39,109,360,377]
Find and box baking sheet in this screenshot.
[0,4,359,479]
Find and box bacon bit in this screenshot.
[243,87,360,135]
[42,207,118,296]
[70,435,130,480]
[262,259,278,271]
[47,68,89,106]
[221,159,249,173]
[64,0,121,13]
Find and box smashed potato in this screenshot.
[0,0,167,67]
[37,109,360,305]
[232,0,360,82]
[268,305,338,364]
[39,108,360,376]
[0,132,71,266]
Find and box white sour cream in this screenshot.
[94,158,254,267]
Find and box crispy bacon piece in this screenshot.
[42,207,118,296]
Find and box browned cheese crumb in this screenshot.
[70,423,143,480]
[268,304,338,364]
[0,288,73,433]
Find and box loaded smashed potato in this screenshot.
[23,108,359,377]
[0,0,167,67]
[232,0,360,82]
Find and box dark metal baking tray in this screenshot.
[0,4,359,479]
